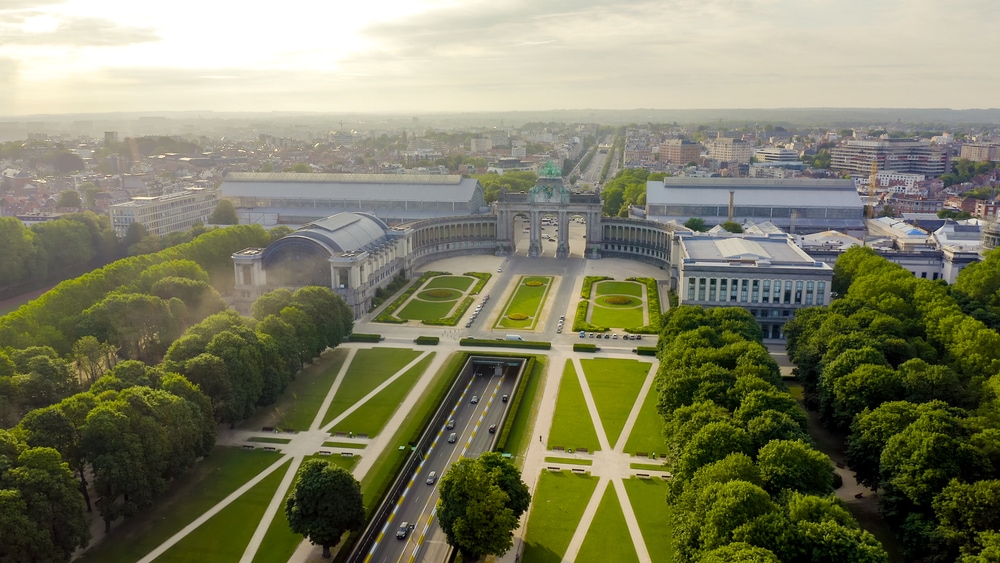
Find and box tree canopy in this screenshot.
[285,459,365,558]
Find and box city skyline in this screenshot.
[2,0,999,116]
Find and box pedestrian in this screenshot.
[539,435,541,443]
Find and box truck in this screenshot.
[505,334,524,341]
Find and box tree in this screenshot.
[685,217,708,232]
[209,199,239,225]
[285,459,364,558]
[437,453,530,561]
[601,186,624,216]
[56,190,83,208]
[720,221,743,233]
[756,440,834,496]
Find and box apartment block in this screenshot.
[110,188,218,238]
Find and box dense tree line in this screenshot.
[0,212,120,289]
[473,171,537,204]
[0,224,270,354]
[785,246,1000,561]
[657,306,888,562]
[600,168,665,217]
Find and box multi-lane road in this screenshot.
[366,359,520,563]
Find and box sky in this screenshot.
[1,0,998,116]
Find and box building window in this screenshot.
[817,281,826,305]
[805,281,814,305]
[698,278,706,301]
[774,280,782,302]
[784,280,792,304]
[751,279,760,303]
[730,279,739,302]
[740,279,749,303]
[794,280,803,304]
[720,279,728,301]
[687,278,695,301]
[762,280,770,303]
[709,278,717,301]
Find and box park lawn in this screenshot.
[548,361,601,453]
[321,348,423,426]
[623,384,669,455]
[495,276,552,329]
[243,348,348,432]
[595,280,643,297]
[497,355,546,466]
[580,358,651,446]
[151,457,293,563]
[622,478,675,563]
[322,441,366,449]
[397,297,458,320]
[589,301,644,329]
[576,484,640,563]
[522,471,600,563]
[247,436,291,444]
[544,457,594,466]
[78,448,283,563]
[330,353,435,436]
[251,455,359,563]
[425,275,474,291]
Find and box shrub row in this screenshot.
[580,275,612,299]
[373,271,446,323]
[414,336,440,345]
[458,338,551,350]
[494,356,536,451]
[624,277,662,334]
[348,333,382,343]
[635,346,657,356]
[572,277,610,332]
[573,343,598,352]
[464,271,492,295]
[370,271,408,310]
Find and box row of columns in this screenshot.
[412,221,497,247]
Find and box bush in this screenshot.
[604,296,634,305]
[458,338,551,350]
[525,281,543,287]
[370,271,408,310]
[414,336,440,345]
[494,356,536,451]
[464,272,492,295]
[348,333,381,343]
[580,275,612,299]
[635,346,657,356]
[425,289,457,299]
[574,343,598,352]
[507,313,529,320]
[625,277,662,334]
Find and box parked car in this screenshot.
[612,333,618,339]
[580,330,586,338]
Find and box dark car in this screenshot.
[488,424,497,433]
[502,394,509,403]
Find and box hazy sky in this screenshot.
[1,0,997,115]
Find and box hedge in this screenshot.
[464,271,492,295]
[414,336,440,345]
[624,277,662,334]
[494,356,536,451]
[580,275,612,299]
[573,343,599,352]
[458,338,551,350]
[348,333,381,343]
[635,346,657,356]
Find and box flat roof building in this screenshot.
[110,187,217,238]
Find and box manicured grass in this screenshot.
[622,477,675,563]
[321,348,423,426]
[330,353,435,436]
[523,471,600,563]
[247,436,292,444]
[623,385,669,455]
[595,280,643,297]
[416,288,462,301]
[78,448,283,562]
[495,275,553,329]
[250,456,359,563]
[322,441,366,449]
[544,457,594,466]
[149,457,293,562]
[244,348,348,432]
[425,275,474,291]
[548,361,601,452]
[579,358,651,447]
[590,300,645,329]
[629,462,668,471]
[576,484,640,563]
[497,355,546,466]
[397,297,458,320]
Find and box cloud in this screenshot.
[0,0,65,10]
[0,15,159,47]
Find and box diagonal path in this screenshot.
[561,477,610,562]
[238,456,304,563]
[310,347,357,431]
[612,478,652,563]
[571,356,611,452]
[613,359,659,452]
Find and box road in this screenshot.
[366,360,519,563]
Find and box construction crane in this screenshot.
[867,159,878,219]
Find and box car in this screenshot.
[426,471,437,485]
[446,419,455,429]
[636,334,642,340]
[397,522,410,539]
[557,328,562,333]
[604,333,610,339]
[488,424,497,433]
[612,333,618,339]
[579,330,586,338]
[448,432,457,443]
[471,395,479,404]
[497,267,502,272]
[502,394,509,402]
[560,315,565,321]
[588,332,594,338]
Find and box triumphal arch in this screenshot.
[494,161,604,258]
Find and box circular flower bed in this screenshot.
[426,289,456,298]
[604,296,634,305]
[507,313,529,320]
[525,281,544,287]
[419,289,460,301]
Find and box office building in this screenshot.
[110,188,217,238]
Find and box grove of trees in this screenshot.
[600,168,666,217]
[785,246,1000,561]
[656,306,888,562]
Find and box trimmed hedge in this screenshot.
[458,338,551,350]
[580,275,612,299]
[348,333,382,343]
[635,346,657,356]
[414,335,440,345]
[624,277,662,334]
[573,343,599,353]
[573,277,610,332]
[464,271,492,295]
[373,271,447,323]
[494,356,536,451]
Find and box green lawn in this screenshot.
[397,296,458,320]
[548,361,601,452]
[622,478,675,563]
[495,276,553,329]
[576,484,640,563]
[595,280,643,297]
[496,355,546,466]
[589,304,644,331]
[544,457,594,466]
[321,348,423,426]
[416,288,462,301]
[630,462,669,471]
[242,348,348,432]
[623,385,669,455]
[329,353,435,436]
[579,358,651,447]
[522,471,600,563]
[251,455,358,563]
[247,436,292,444]
[322,441,366,449]
[78,448,283,562]
[151,457,293,562]
[425,275,474,291]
